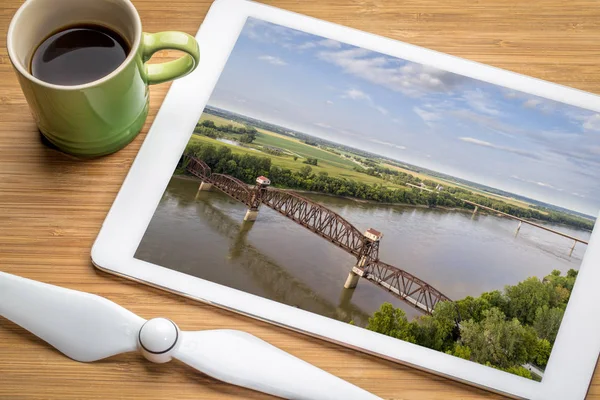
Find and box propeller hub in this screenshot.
[138,318,180,363]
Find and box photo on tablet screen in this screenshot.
[135,17,599,381]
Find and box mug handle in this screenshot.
[141,32,200,85]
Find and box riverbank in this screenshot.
[175,173,512,217]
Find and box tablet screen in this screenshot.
[134,17,598,381]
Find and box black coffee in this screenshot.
[30,24,130,86]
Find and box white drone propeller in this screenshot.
[0,271,382,400]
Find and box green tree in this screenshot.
[505,277,551,325]
[544,269,578,295]
[411,314,454,352]
[217,145,232,160]
[299,165,313,178]
[293,156,298,161]
[459,308,528,368]
[446,344,472,360]
[366,303,416,343]
[455,296,491,323]
[239,133,252,143]
[502,365,533,379]
[480,290,508,313]
[533,306,564,344]
[224,159,238,175]
[534,338,552,367]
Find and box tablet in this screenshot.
[92,0,600,398]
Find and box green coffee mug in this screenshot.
[7,0,200,157]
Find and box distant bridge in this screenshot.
[186,156,450,314]
[407,182,588,255]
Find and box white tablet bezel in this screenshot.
[92,1,600,398]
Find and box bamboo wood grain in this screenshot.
[0,0,599,399]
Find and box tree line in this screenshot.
[183,142,442,205]
[356,163,593,230]
[365,269,577,380]
[195,119,258,143]
[183,141,592,230]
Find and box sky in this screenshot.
[206,17,600,217]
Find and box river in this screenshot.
[136,176,592,326]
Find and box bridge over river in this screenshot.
[185,156,451,314]
[406,182,589,256]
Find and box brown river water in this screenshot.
[136,176,592,326]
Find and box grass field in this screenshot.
[201,114,359,169]
[195,112,541,208]
[252,132,358,170]
[188,134,403,188]
[199,113,246,129]
[382,162,536,209]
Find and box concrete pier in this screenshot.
[344,271,360,289]
[515,221,522,236]
[198,181,212,191]
[244,209,259,221]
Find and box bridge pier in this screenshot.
[244,208,259,221]
[339,287,356,308]
[515,221,522,237]
[198,181,212,192]
[344,271,360,289]
[344,229,383,289]
[570,240,576,257]
[472,205,479,215]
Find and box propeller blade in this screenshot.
[0,271,145,362]
[174,330,382,400]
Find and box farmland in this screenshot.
[188,134,398,188]
[195,113,401,188]
[381,162,536,210]
[196,111,544,208]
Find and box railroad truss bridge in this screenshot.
[186,156,450,314]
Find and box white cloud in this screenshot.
[511,175,563,191]
[536,181,554,188]
[375,105,389,115]
[258,55,287,66]
[318,39,342,48]
[413,107,440,127]
[341,89,388,115]
[523,98,542,108]
[296,41,317,50]
[583,113,600,132]
[462,89,501,116]
[564,109,600,132]
[369,139,406,150]
[318,49,466,97]
[504,91,519,99]
[459,137,540,159]
[590,145,600,155]
[572,192,586,198]
[504,90,558,114]
[326,100,334,105]
[342,88,371,101]
[313,122,332,128]
[461,137,493,146]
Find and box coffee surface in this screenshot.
[31,24,130,86]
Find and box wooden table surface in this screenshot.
[1,0,599,399]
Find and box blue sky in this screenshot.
[207,18,600,217]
